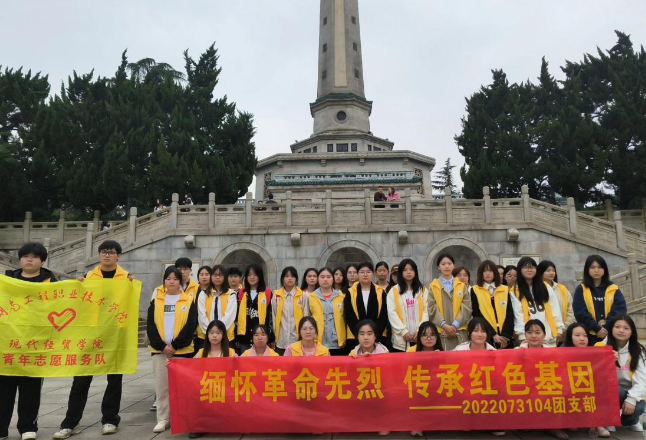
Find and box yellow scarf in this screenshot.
[87,264,129,279]
[151,288,193,355]
[236,289,269,336]
[289,341,329,356]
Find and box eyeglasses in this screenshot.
[358,271,373,275]
[505,274,517,279]
[99,250,118,256]
[521,266,536,271]
[421,334,437,339]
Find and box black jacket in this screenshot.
[6,267,58,283]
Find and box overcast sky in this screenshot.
[2,1,645,196]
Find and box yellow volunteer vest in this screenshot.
[289,341,329,357]
[236,289,269,336]
[87,264,129,279]
[197,289,235,341]
[242,347,280,357]
[195,347,236,358]
[430,278,468,331]
[273,287,305,343]
[582,284,618,335]
[151,289,193,355]
[513,283,557,337]
[472,285,509,334]
[346,282,385,339]
[391,285,426,328]
[308,292,346,348]
[554,283,570,323]
[183,278,199,303]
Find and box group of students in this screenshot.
[1,239,644,440]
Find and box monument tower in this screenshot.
[255,0,435,200]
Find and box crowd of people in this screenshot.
[1,240,644,440]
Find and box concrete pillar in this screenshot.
[483,186,491,223]
[444,187,453,224]
[93,210,101,232]
[23,212,32,243]
[285,191,293,227]
[405,188,412,224]
[76,262,86,278]
[127,207,137,245]
[567,197,578,236]
[325,190,333,226]
[628,253,641,300]
[58,210,66,244]
[170,193,179,229]
[364,189,372,226]
[604,199,614,221]
[208,192,215,230]
[521,185,532,221]
[84,223,94,260]
[43,238,51,268]
[614,211,626,250]
[245,192,253,228]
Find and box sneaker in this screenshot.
[605,426,616,432]
[549,429,569,440]
[629,422,644,432]
[53,427,81,440]
[22,433,37,440]
[153,421,169,433]
[410,432,423,438]
[150,401,157,412]
[491,431,506,436]
[593,427,610,438]
[378,431,390,436]
[101,424,117,435]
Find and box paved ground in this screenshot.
[5,348,645,440]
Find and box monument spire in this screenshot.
[311,0,372,135]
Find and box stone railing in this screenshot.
[604,254,646,313]
[5,186,646,274]
[584,199,646,231]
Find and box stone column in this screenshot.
[483,186,491,223]
[521,185,532,221]
[93,210,101,232]
[628,253,641,300]
[444,187,453,224]
[23,212,32,243]
[614,211,626,250]
[127,207,137,245]
[567,197,578,236]
[85,223,94,260]
[43,238,51,268]
[325,190,333,226]
[285,191,293,227]
[58,210,66,244]
[245,192,253,228]
[364,189,372,226]
[170,193,179,229]
[604,199,614,221]
[405,188,412,224]
[208,193,215,230]
[77,262,86,277]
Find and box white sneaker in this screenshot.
[629,422,644,432]
[605,426,616,432]
[153,421,169,433]
[101,424,117,435]
[22,433,38,440]
[150,401,157,411]
[53,426,81,440]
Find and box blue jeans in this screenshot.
[620,385,646,426]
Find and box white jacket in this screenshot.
[386,285,429,351]
[510,284,564,345]
[616,341,646,406]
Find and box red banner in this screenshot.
[168,347,620,434]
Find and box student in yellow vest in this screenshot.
[236,264,274,354]
[227,266,243,296]
[196,265,237,350]
[470,260,514,349]
[54,240,133,439]
[538,260,575,344]
[595,315,646,434]
[272,266,308,356]
[194,320,237,358]
[428,253,472,350]
[146,266,197,434]
[175,257,199,302]
[573,254,627,345]
[509,257,564,346]
[193,265,213,352]
[242,324,280,357]
[386,258,429,352]
[2,243,57,440]
[284,317,330,356]
[344,262,388,351]
[308,267,347,355]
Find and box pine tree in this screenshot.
[432,158,457,195]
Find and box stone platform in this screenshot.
[6,349,643,440]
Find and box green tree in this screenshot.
[432,158,457,194]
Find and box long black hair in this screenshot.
[201,320,231,357]
[516,257,549,305]
[502,265,517,287]
[243,263,266,293]
[163,266,182,287]
[582,255,611,289]
[300,268,319,291]
[467,317,490,341]
[332,266,347,290]
[476,260,500,287]
[280,266,299,289]
[397,258,424,296]
[197,265,213,296]
[211,264,230,293]
[607,315,646,372]
[537,260,558,284]
[415,321,443,351]
[562,322,589,347]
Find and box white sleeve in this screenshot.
[510,293,526,339]
[197,293,209,334]
[387,290,407,337]
[220,294,238,332]
[546,285,564,334]
[151,289,157,302]
[628,354,646,405]
[565,290,576,328]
